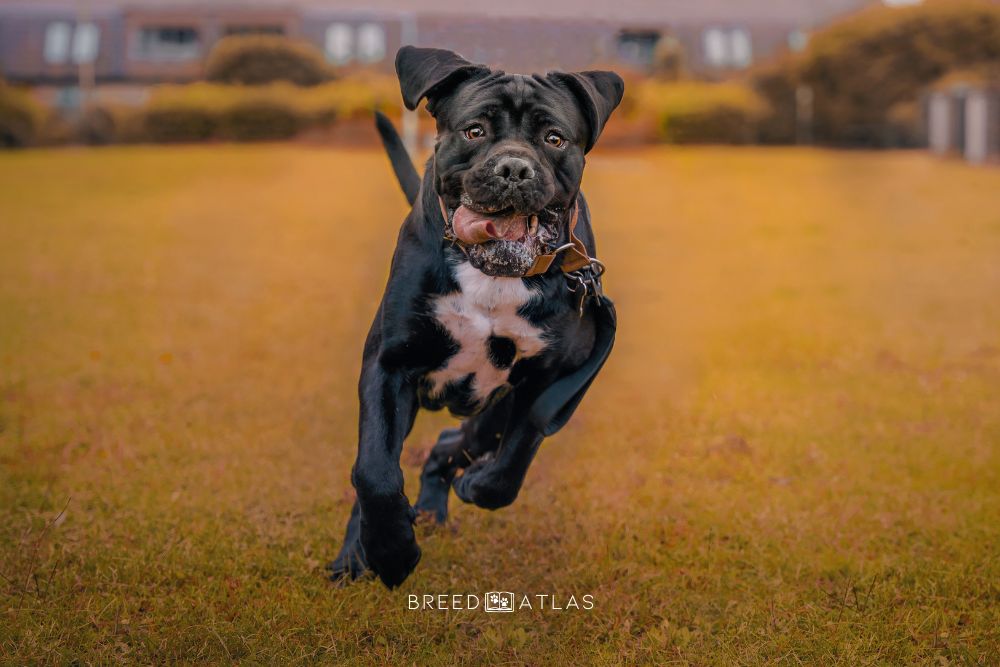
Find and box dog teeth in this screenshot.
[528,215,538,236]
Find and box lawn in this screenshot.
[1,144,999,664]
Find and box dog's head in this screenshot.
[396,47,624,277]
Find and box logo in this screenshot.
[484,591,515,613]
[407,591,594,612]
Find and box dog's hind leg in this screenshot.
[414,394,514,523]
[414,428,464,523]
[452,387,546,511]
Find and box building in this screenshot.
[0,0,881,77]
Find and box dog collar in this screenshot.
[437,197,596,277]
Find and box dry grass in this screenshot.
[1,145,999,664]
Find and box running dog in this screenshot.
[328,46,622,588]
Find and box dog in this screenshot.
[328,46,623,588]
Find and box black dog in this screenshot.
[328,47,623,588]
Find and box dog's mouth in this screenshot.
[444,194,562,277]
[452,203,538,244]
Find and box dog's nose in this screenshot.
[493,156,535,183]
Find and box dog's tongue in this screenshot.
[452,206,527,244]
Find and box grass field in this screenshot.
[1,145,999,664]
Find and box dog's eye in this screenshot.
[544,131,566,148]
[464,125,486,140]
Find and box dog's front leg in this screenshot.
[350,363,421,588]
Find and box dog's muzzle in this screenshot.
[440,196,594,278]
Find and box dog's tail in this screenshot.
[374,111,420,206]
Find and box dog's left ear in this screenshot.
[550,71,625,152]
[395,46,489,115]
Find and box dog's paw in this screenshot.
[453,463,517,510]
[326,541,370,585]
[415,478,450,524]
[360,506,422,589]
[414,502,448,525]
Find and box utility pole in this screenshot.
[76,2,96,113]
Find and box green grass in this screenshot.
[1,145,999,664]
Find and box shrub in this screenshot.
[218,100,302,141]
[756,0,1000,145]
[138,78,399,143]
[293,74,400,121]
[0,83,45,148]
[206,35,334,86]
[636,80,769,144]
[143,105,217,143]
[73,105,145,145]
[885,100,923,148]
[76,106,116,145]
[751,62,801,144]
[652,37,686,81]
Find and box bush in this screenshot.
[143,106,217,143]
[636,80,769,144]
[142,83,305,143]
[751,63,801,144]
[72,105,145,145]
[0,83,44,148]
[76,106,116,145]
[206,35,334,86]
[138,78,400,143]
[756,0,1000,145]
[293,74,399,121]
[652,37,686,81]
[3,74,399,147]
[218,100,302,141]
[885,100,923,148]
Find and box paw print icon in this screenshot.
[484,591,515,613]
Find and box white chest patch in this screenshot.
[427,261,547,402]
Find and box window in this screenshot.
[356,23,385,63]
[729,28,752,68]
[136,26,200,61]
[703,27,753,68]
[44,22,72,64]
[616,30,660,66]
[325,23,353,64]
[44,22,101,65]
[72,23,100,64]
[703,28,727,67]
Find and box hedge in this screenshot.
[217,100,302,141]
[135,77,399,144]
[0,82,45,148]
[206,35,334,86]
[74,105,145,145]
[635,80,769,144]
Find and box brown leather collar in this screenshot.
[438,197,593,277]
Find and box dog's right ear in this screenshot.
[395,46,488,114]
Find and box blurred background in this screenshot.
[0,0,997,159]
[2,1,1000,663]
